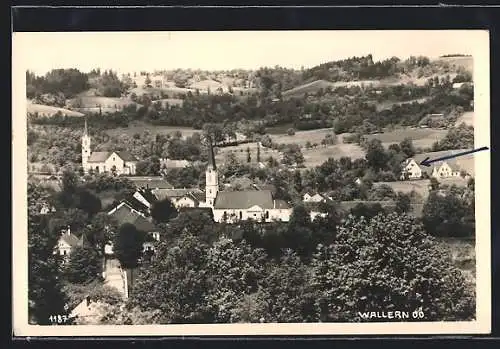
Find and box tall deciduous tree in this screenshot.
[128,235,212,323]
[113,223,146,269]
[150,198,178,224]
[64,245,101,284]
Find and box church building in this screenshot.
[81,120,139,175]
[203,140,292,223]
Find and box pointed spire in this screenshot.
[207,136,216,170]
[84,118,88,136]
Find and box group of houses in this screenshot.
[400,151,474,181]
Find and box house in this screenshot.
[107,202,160,253]
[302,192,326,203]
[160,158,190,169]
[401,150,474,181]
[127,177,173,190]
[81,120,138,175]
[212,190,291,223]
[69,297,109,325]
[400,159,423,180]
[54,227,83,257]
[151,188,206,209]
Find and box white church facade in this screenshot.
[203,140,293,223]
[81,120,139,175]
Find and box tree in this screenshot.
[128,234,213,323]
[64,245,101,284]
[422,191,474,238]
[76,189,102,217]
[144,74,152,87]
[256,143,261,162]
[205,237,269,323]
[28,184,69,324]
[287,128,296,136]
[400,138,416,158]
[113,223,146,269]
[395,192,411,214]
[365,139,388,171]
[311,213,475,322]
[150,198,178,224]
[246,147,251,163]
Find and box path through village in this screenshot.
[103,258,127,299]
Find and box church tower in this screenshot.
[205,138,219,207]
[81,119,91,172]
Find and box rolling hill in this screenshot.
[27,103,85,117]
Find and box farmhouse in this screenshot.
[303,192,326,203]
[401,150,474,180]
[54,228,83,257]
[107,202,161,253]
[82,120,139,175]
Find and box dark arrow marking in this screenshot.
[419,146,489,167]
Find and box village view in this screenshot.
[27,52,476,325]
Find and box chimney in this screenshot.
[86,296,91,307]
[67,225,71,235]
[273,200,276,209]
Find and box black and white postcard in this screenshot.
[12,30,491,336]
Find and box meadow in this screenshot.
[364,127,448,148]
[302,143,366,167]
[455,111,474,127]
[27,103,85,118]
[215,142,282,164]
[104,121,200,139]
[269,127,338,147]
[374,177,469,202]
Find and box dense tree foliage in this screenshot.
[64,245,101,284]
[113,223,147,269]
[128,213,475,323]
[150,198,178,224]
[28,183,69,324]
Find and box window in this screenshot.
[63,250,67,256]
[239,211,243,219]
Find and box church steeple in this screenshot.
[84,118,88,136]
[205,137,218,207]
[81,118,91,173]
[207,137,216,170]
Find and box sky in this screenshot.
[14,30,485,75]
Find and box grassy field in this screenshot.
[455,111,474,127]
[215,143,282,164]
[269,128,338,147]
[364,127,448,149]
[374,177,470,201]
[302,144,366,167]
[104,121,200,139]
[27,103,85,117]
[373,97,430,112]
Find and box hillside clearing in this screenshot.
[215,143,281,164]
[302,143,366,168]
[373,97,430,111]
[374,177,470,201]
[27,103,85,117]
[104,122,200,139]
[269,128,338,147]
[364,128,448,149]
[455,111,474,127]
